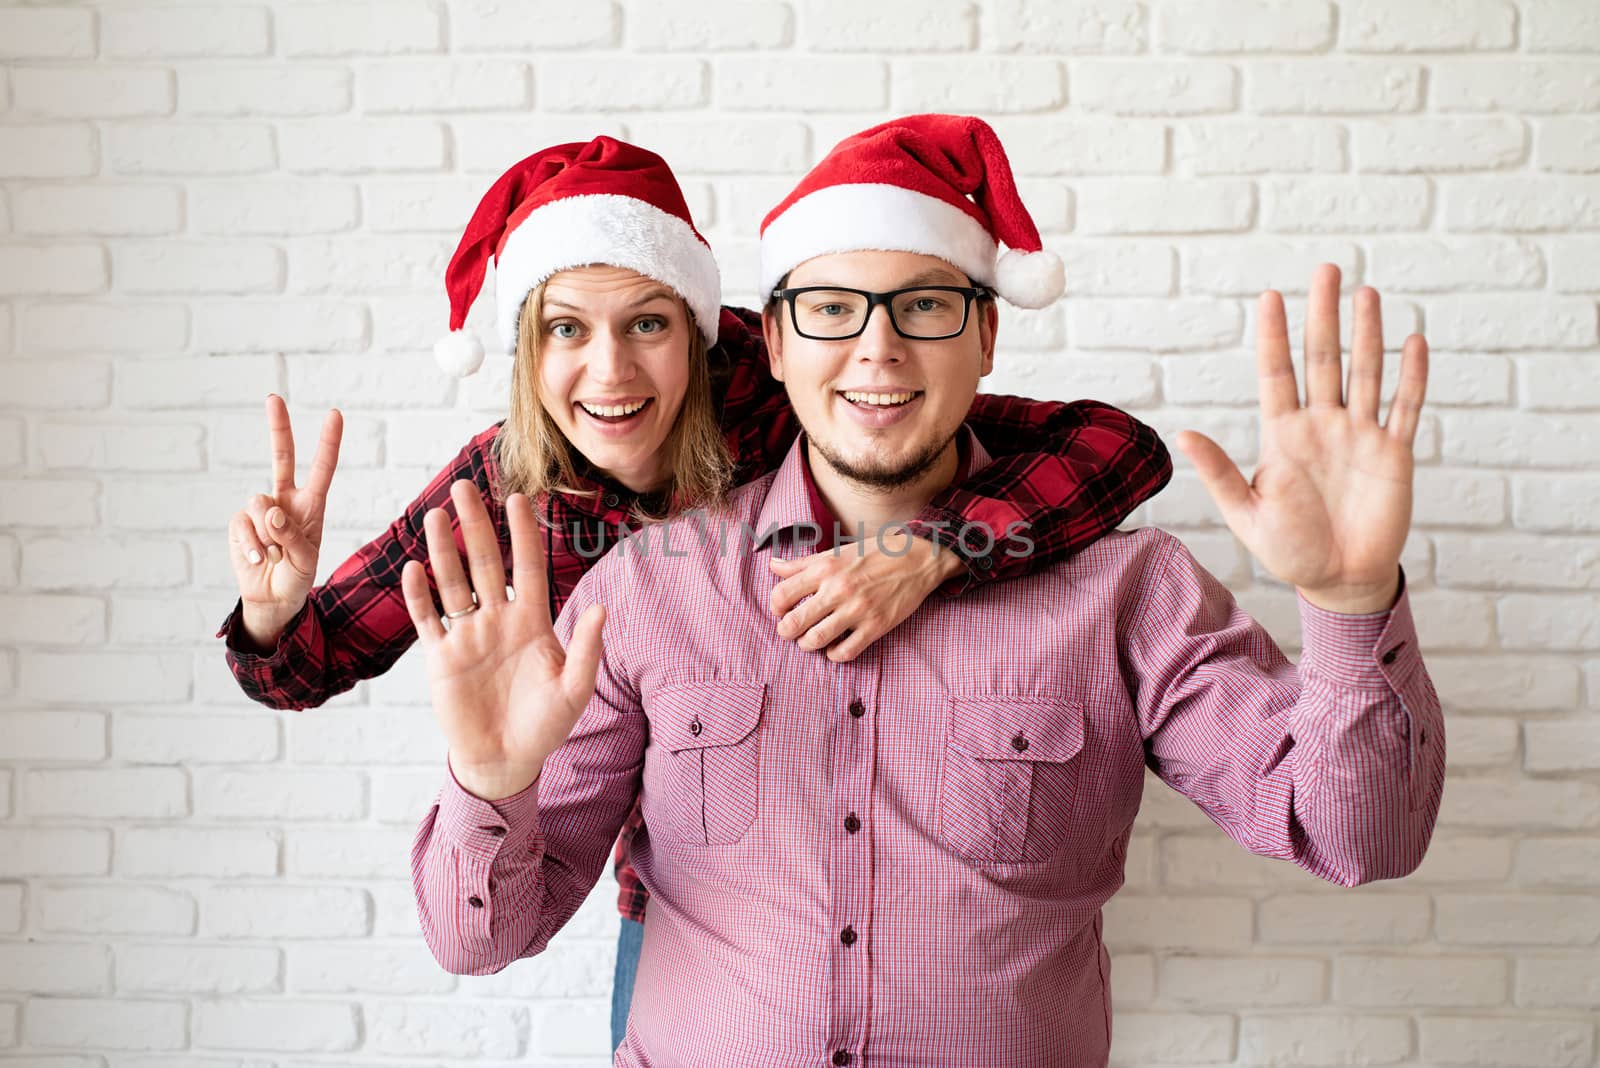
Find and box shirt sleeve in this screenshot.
[1124,532,1445,887]
[909,395,1174,595]
[409,568,645,975]
[214,424,507,711]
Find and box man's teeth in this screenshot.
[580,399,648,417]
[841,390,917,406]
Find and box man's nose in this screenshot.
[852,302,906,363]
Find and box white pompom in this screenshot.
[994,248,1065,309]
[433,330,485,377]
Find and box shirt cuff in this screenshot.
[216,597,311,664]
[904,507,992,598]
[1296,564,1421,691]
[433,757,543,864]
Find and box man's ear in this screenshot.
[761,304,787,382]
[977,299,999,377]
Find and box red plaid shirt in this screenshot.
[219,306,1173,925]
[411,430,1442,1066]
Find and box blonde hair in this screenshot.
[493,280,733,523]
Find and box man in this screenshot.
[406,115,1444,1067]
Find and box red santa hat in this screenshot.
[759,114,1064,309]
[435,135,721,376]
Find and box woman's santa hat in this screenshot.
[434,136,721,377]
[759,113,1064,309]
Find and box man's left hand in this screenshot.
[1175,263,1429,615]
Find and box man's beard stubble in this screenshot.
[808,425,961,493]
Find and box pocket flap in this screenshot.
[651,682,766,752]
[949,694,1086,763]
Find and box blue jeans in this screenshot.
[611,915,644,1052]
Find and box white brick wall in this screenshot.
[0,2,1596,1066]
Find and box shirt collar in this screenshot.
[754,425,989,553]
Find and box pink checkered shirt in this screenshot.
[411,430,1445,1068]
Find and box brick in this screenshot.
[1445,177,1600,231]
[1440,716,1517,769]
[105,6,269,57]
[291,943,455,995]
[12,362,112,411]
[374,769,445,824]
[0,245,105,295]
[988,118,1165,176]
[1181,238,1359,294]
[1180,119,1344,174]
[114,710,279,763]
[12,67,174,119]
[1241,1014,1413,1064]
[1551,238,1600,291]
[455,0,617,48]
[986,0,1146,53]
[627,0,784,49]
[1413,467,1506,527]
[288,707,445,764]
[1070,299,1241,351]
[1515,472,1600,528]
[210,406,381,471]
[1157,0,1331,52]
[24,768,187,819]
[1344,0,1514,51]
[1515,837,1600,888]
[0,8,95,58]
[194,769,366,821]
[1055,241,1174,295]
[1525,719,1600,770]
[1525,0,1600,52]
[285,352,453,409]
[202,886,370,940]
[287,236,446,294]
[1103,896,1252,951]
[289,827,415,878]
[1441,411,1600,469]
[626,118,809,175]
[15,185,183,237]
[0,885,18,933]
[1518,956,1600,1009]
[1355,116,1525,172]
[452,114,626,173]
[0,480,97,528]
[1263,176,1430,231]
[363,59,530,113]
[280,2,442,56]
[0,418,20,467]
[25,998,186,1051]
[1440,779,1600,830]
[1258,894,1431,945]
[716,57,886,111]
[280,120,447,174]
[120,827,279,878]
[371,1001,526,1058]
[1249,60,1423,113]
[23,535,187,590]
[194,300,366,353]
[1161,956,1324,1006]
[116,242,283,296]
[118,355,279,410]
[528,998,613,1056]
[897,58,1064,112]
[1429,651,1580,708]
[1421,1016,1594,1066]
[802,0,975,51]
[23,303,188,353]
[1537,118,1600,173]
[1335,955,1506,1008]
[1435,61,1600,112]
[1073,60,1235,114]
[1076,179,1253,234]
[1369,236,1543,291]
[194,1000,359,1052]
[107,122,275,175]
[0,125,97,178]
[0,829,109,877]
[21,650,191,703]
[0,944,110,995]
[117,944,280,995]
[38,885,195,935]
[1411,834,1514,883]
[536,57,706,110]
[192,180,360,236]
[362,177,485,233]
[179,64,353,116]
[0,593,104,645]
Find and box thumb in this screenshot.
[560,603,607,711]
[267,506,319,576]
[1176,430,1254,532]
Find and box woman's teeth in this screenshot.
[841,390,917,407]
[580,399,648,418]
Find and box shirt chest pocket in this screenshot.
[642,682,765,846]
[937,693,1087,864]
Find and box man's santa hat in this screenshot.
[435,136,720,376]
[759,114,1064,309]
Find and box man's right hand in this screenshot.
[400,480,606,802]
[227,394,344,651]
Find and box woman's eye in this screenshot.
[550,322,579,339]
[633,317,666,335]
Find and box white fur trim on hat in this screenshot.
[759,183,997,296]
[994,248,1065,309]
[433,329,485,377]
[493,193,721,354]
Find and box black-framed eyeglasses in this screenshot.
[770,284,993,341]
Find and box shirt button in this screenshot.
[840,925,857,946]
[1381,645,1402,665]
[1420,728,1429,746]
[848,699,865,718]
[975,555,994,571]
[1011,734,1029,753]
[604,493,620,508]
[833,1053,853,1066]
[467,896,484,909]
[689,718,702,736]
[844,813,860,834]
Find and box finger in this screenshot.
[1302,263,1344,408]
[1384,333,1429,447]
[265,505,317,577]
[1175,430,1254,533]
[229,511,265,568]
[1255,291,1299,419]
[451,479,507,606]
[424,506,475,617]
[777,591,833,642]
[303,408,343,503]
[244,494,282,552]
[401,560,446,644]
[767,555,802,575]
[506,493,550,622]
[560,603,607,709]
[769,559,826,618]
[1347,286,1384,424]
[825,628,871,664]
[796,611,850,653]
[265,393,296,495]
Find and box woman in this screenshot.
[217,136,1172,1050]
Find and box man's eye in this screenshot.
[911,298,945,312]
[817,304,846,317]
